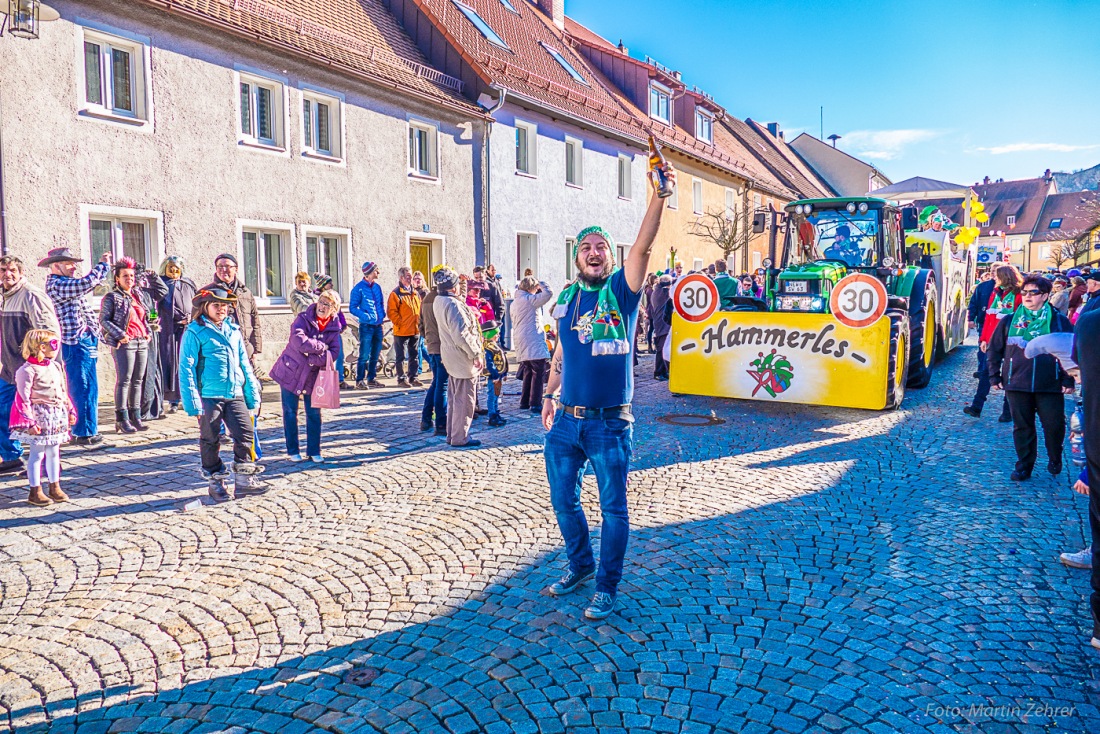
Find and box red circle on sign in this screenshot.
[672,273,719,323]
[829,273,888,328]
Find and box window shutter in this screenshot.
[240,83,252,136]
[408,126,416,170]
[84,42,103,105]
[111,48,133,112]
[303,99,312,148]
[429,128,439,176]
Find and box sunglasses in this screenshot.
[48,339,59,350]
[1020,289,1043,296]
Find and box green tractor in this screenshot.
[752,197,969,404]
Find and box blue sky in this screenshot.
[569,0,1100,186]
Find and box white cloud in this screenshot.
[839,129,938,160]
[976,142,1100,155]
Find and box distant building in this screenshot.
[788,134,891,197]
[1031,191,1100,268]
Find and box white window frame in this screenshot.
[516,232,540,280]
[649,82,671,125]
[300,86,345,164]
[667,180,679,209]
[565,237,576,281]
[238,220,295,306]
[302,226,352,301]
[725,188,736,220]
[452,0,511,50]
[1038,244,1051,261]
[753,193,762,211]
[405,232,448,277]
[79,205,165,301]
[692,257,704,272]
[565,136,583,188]
[235,67,288,153]
[695,109,714,144]
[693,178,704,215]
[77,23,153,129]
[407,117,441,181]
[1006,215,1017,227]
[515,120,537,177]
[618,154,632,200]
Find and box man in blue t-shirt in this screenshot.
[541,167,675,621]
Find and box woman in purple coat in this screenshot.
[269,290,344,463]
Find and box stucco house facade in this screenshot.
[0,0,484,376]
[379,0,650,287]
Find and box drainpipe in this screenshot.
[478,87,507,268]
[0,86,8,256]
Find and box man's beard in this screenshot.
[577,261,613,288]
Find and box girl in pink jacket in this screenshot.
[11,329,75,506]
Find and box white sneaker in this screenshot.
[1060,545,1092,569]
[309,455,324,464]
[287,454,304,463]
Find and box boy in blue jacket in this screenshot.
[179,288,265,503]
[350,261,386,389]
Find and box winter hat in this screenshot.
[433,266,459,290]
[214,253,238,266]
[313,272,334,291]
[362,261,378,276]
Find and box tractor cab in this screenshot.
[772,197,906,313]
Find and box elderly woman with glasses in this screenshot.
[157,256,197,414]
[269,290,345,463]
[987,274,1076,481]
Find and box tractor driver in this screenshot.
[823,225,866,267]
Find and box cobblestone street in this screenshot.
[1,343,1098,733]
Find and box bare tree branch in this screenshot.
[689,207,751,262]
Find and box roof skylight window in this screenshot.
[1050,218,1063,228]
[499,0,518,12]
[453,0,511,50]
[542,43,588,85]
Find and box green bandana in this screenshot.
[552,226,629,356]
[1007,302,1052,347]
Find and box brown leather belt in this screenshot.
[559,403,632,420]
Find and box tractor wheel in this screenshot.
[885,310,910,410]
[906,278,938,389]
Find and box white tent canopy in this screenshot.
[869,176,972,202]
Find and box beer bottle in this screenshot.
[648,135,674,199]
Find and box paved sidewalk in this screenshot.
[1,346,1098,733]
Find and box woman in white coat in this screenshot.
[509,276,554,411]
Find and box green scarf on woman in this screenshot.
[1007,302,1053,347]
[550,226,629,356]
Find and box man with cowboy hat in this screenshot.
[179,287,265,503]
[41,246,113,449]
[541,162,676,620]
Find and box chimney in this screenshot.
[617,39,628,55]
[1043,168,1053,182]
[671,70,682,81]
[766,122,782,139]
[983,176,991,185]
[536,0,565,30]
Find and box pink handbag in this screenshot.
[310,353,340,410]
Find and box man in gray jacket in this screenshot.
[433,267,483,448]
[419,278,447,435]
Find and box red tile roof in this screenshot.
[918,177,1053,236]
[149,0,478,113]
[408,0,648,141]
[724,117,833,199]
[1032,191,1100,242]
[562,18,796,197]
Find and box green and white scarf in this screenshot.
[1007,302,1053,347]
[988,287,1016,316]
[551,226,629,356]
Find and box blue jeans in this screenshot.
[416,339,429,378]
[337,335,346,383]
[421,354,448,428]
[0,378,21,461]
[356,323,383,382]
[62,332,100,437]
[545,412,633,594]
[486,378,499,416]
[280,388,321,457]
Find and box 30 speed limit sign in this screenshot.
[672,273,719,323]
[829,273,887,328]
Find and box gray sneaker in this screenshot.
[1060,546,1092,569]
[547,568,595,596]
[585,591,616,620]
